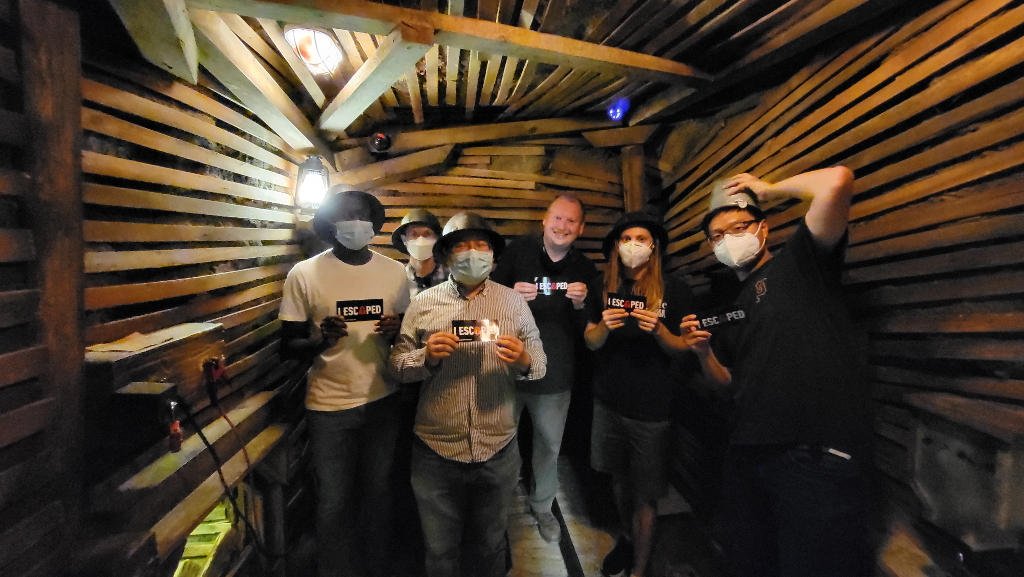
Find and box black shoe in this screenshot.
[601,536,634,577]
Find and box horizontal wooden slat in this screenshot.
[213,298,281,330]
[0,108,27,146]
[858,270,1024,308]
[0,45,18,83]
[0,289,39,329]
[845,239,1024,284]
[414,176,537,190]
[445,167,621,195]
[872,338,1024,363]
[83,183,297,224]
[462,146,545,156]
[0,346,47,388]
[224,318,281,356]
[0,398,55,450]
[382,206,618,224]
[389,118,612,152]
[84,221,296,243]
[0,452,57,513]
[86,281,283,345]
[81,107,291,188]
[85,244,300,273]
[0,501,62,569]
[224,339,281,379]
[85,263,293,310]
[377,195,549,209]
[0,229,35,263]
[872,367,1024,402]
[868,304,1024,334]
[82,151,294,206]
[81,78,297,174]
[0,168,29,197]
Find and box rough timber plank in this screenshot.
[84,222,296,243]
[107,0,198,83]
[83,184,297,224]
[331,145,454,189]
[85,245,301,273]
[390,118,612,152]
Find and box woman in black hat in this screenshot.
[582,212,701,577]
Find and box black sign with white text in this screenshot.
[452,319,500,342]
[695,308,747,330]
[336,299,384,322]
[605,294,646,312]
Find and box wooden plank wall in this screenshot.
[0,1,83,576]
[660,0,1024,527]
[362,144,628,264]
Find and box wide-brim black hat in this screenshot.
[434,211,505,261]
[391,208,443,254]
[602,211,669,258]
[312,188,386,242]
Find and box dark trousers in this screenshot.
[411,437,521,577]
[307,394,400,577]
[716,444,873,577]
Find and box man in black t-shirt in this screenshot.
[491,195,598,543]
[681,168,873,577]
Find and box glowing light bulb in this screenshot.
[284,28,342,75]
[296,157,330,207]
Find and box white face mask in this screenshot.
[714,222,765,268]
[405,236,436,261]
[334,220,376,250]
[618,241,653,269]
[450,249,493,285]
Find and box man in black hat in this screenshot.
[391,211,547,577]
[279,189,411,577]
[392,208,448,299]
[682,167,874,577]
[490,194,598,542]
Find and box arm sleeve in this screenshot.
[278,266,310,322]
[787,220,848,286]
[392,266,412,315]
[515,299,547,380]
[584,275,605,325]
[390,299,433,383]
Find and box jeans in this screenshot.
[514,390,571,513]
[411,437,521,577]
[716,444,874,577]
[307,393,400,577]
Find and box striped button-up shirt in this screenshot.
[391,278,546,462]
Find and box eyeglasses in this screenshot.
[709,220,758,245]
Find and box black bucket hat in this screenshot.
[602,211,669,258]
[391,208,443,254]
[434,211,505,261]
[312,188,386,242]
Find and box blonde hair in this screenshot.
[603,233,664,309]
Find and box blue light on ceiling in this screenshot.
[607,97,630,122]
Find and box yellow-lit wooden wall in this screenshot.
[661,0,1024,549]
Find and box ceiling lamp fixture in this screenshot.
[283,27,343,75]
[296,157,330,208]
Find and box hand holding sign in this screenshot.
[513,282,538,302]
[680,314,712,357]
[426,331,459,367]
[566,282,587,308]
[630,307,660,333]
[601,308,628,330]
[375,314,401,339]
[319,316,348,347]
[495,335,525,365]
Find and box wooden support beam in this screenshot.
[330,145,454,190]
[584,125,660,148]
[107,0,198,83]
[621,145,646,212]
[319,23,433,133]
[465,50,482,119]
[390,118,612,152]
[445,0,464,105]
[406,66,425,124]
[186,0,710,85]
[220,13,299,86]
[191,9,335,163]
[354,32,400,107]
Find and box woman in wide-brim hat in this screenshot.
[582,211,700,577]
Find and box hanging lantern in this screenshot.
[296,157,330,208]
[283,27,343,75]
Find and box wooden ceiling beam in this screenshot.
[318,23,433,133]
[389,118,612,153]
[185,0,710,85]
[330,145,455,190]
[107,0,198,83]
[191,9,336,163]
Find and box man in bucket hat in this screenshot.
[391,211,546,577]
[279,188,411,577]
[681,168,874,577]
[392,208,448,300]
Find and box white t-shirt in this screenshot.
[279,249,411,411]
